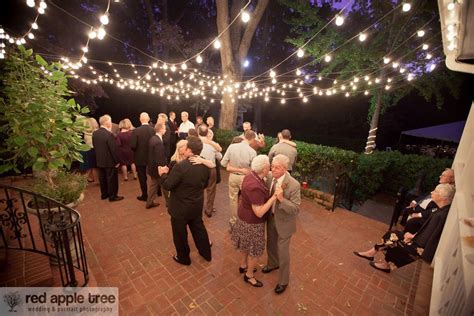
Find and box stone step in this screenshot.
[0,250,54,287]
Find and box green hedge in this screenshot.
[214,129,452,201]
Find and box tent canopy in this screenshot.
[401,121,466,143]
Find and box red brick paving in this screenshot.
[72,171,432,315]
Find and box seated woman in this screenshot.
[354,183,455,273]
[231,155,281,287]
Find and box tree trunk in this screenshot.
[216,0,269,130]
[365,90,383,154]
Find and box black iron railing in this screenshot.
[0,184,88,286]
[332,173,355,212]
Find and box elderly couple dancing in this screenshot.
[231,154,301,294]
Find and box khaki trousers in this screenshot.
[204,168,217,214]
[266,214,292,285]
[228,173,245,225]
[146,175,161,207]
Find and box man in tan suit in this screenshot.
[262,154,301,294]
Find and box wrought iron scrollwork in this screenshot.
[0,197,28,240]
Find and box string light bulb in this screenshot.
[97,27,106,40]
[32,22,38,29]
[422,44,429,50]
[417,30,425,37]
[26,0,35,8]
[447,2,455,11]
[213,39,221,49]
[383,57,390,64]
[426,53,432,59]
[196,55,203,63]
[89,30,97,39]
[335,15,344,26]
[324,54,332,62]
[28,33,35,39]
[269,70,276,78]
[296,69,302,76]
[39,1,47,9]
[359,33,367,42]
[402,2,411,12]
[241,11,250,23]
[296,48,304,58]
[100,14,109,25]
[38,7,45,14]
[429,64,436,71]
[181,63,187,70]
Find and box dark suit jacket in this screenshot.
[147,135,167,178]
[92,127,119,168]
[130,124,155,166]
[413,204,450,262]
[163,124,171,159]
[168,120,178,142]
[161,158,210,220]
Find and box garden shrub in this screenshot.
[214,129,452,202]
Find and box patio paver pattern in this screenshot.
[77,171,431,315]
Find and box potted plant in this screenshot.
[0,46,90,253]
[0,46,90,195]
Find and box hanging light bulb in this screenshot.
[280,99,286,104]
[402,2,411,12]
[359,33,367,42]
[417,30,425,37]
[213,39,221,49]
[181,63,187,70]
[97,27,106,40]
[324,54,332,62]
[196,55,203,63]
[27,33,35,39]
[269,70,276,78]
[82,46,88,53]
[364,90,369,95]
[26,0,35,8]
[422,44,429,50]
[447,2,455,11]
[88,30,97,39]
[100,14,109,25]
[392,62,399,68]
[20,38,26,44]
[243,59,250,67]
[383,57,390,64]
[171,65,177,72]
[426,53,432,59]
[399,67,406,73]
[39,1,47,9]
[335,15,344,26]
[303,97,308,103]
[296,69,302,76]
[32,22,38,29]
[241,11,250,23]
[38,7,45,14]
[296,48,304,58]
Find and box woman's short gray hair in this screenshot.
[251,155,270,173]
[435,183,456,203]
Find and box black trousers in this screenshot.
[171,216,211,264]
[98,167,118,199]
[136,165,148,198]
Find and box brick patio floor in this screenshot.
[76,171,432,315]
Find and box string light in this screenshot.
[88,30,97,39]
[100,14,109,25]
[296,49,304,58]
[426,53,432,59]
[335,15,344,26]
[97,27,106,40]
[213,39,221,49]
[269,70,276,78]
[383,57,390,64]
[402,2,411,12]
[422,44,429,50]
[241,11,250,23]
[447,2,455,11]
[417,30,425,37]
[324,54,332,62]
[196,55,203,64]
[26,0,35,8]
[32,22,38,29]
[359,33,367,42]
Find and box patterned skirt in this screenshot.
[231,218,265,257]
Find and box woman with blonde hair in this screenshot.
[80,117,99,182]
[116,118,137,181]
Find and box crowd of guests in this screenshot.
[82,110,457,294]
[402,144,457,159]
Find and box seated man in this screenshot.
[353,183,455,273]
[400,168,455,232]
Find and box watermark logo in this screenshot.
[3,291,22,312]
[0,287,118,315]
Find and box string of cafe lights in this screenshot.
[2,0,443,105]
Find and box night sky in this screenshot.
[1,0,472,151]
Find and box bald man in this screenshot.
[131,112,156,201]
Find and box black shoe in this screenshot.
[101,195,109,200]
[145,202,160,209]
[136,196,147,201]
[369,261,391,273]
[262,266,279,274]
[243,274,263,287]
[109,196,124,202]
[353,251,374,261]
[274,284,287,294]
[239,267,258,274]
[172,255,191,266]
